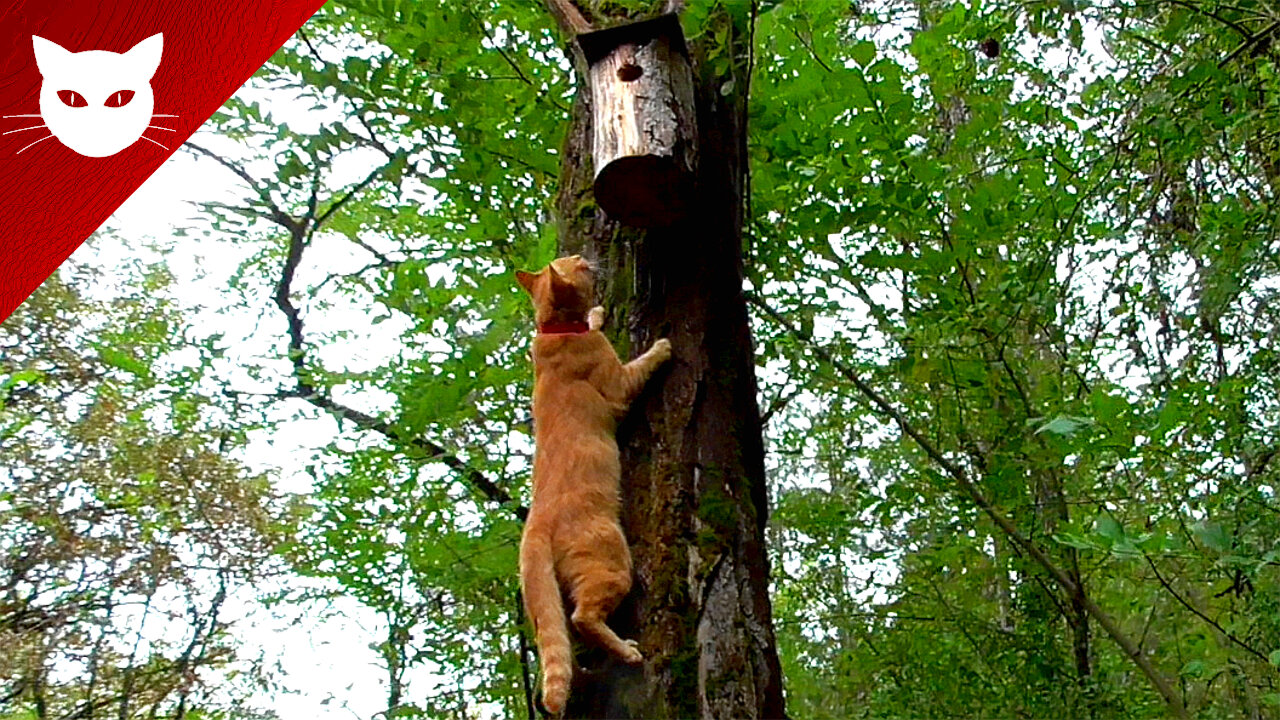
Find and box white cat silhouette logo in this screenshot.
[3,34,175,157]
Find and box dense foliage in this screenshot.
[751,1,1280,716]
[1,259,285,719]
[4,0,1279,717]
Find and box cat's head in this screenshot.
[516,255,594,324]
[33,34,163,157]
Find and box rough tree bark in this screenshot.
[547,3,785,718]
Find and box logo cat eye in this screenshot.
[56,90,86,107]
[105,90,134,107]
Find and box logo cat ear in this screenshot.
[31,36,73,77]
[124,33,163,79]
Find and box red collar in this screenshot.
[537,320,590,335]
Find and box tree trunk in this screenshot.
[553,6,785,719]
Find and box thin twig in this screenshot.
[1143,554,1270,663]
[1219,19,1280,67]
[186,143,301,232]
[314,154,403,230]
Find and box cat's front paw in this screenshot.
[619,638,644,664]
[588,306,606,331]
[651,338,672,363]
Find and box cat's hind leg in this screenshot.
[571,571,642,663]
[564,526,642,664]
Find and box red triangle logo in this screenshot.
[0,0,328,319]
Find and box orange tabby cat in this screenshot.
[515,255,672,715]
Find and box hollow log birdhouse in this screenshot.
[578,14,698,228]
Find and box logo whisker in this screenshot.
[17,135,54,154]
[152,114,178,118]
[147,125,175,132]
[2,114,43,118]
[139,135,169,150]
[3,125,47,135]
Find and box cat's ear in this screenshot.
[545,262,568,288]
[32,36,73,77]
[124,33,163,79]
[546,263,579,303]
[515,270,538,295]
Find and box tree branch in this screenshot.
[314,153,403,231]
[274,224,310,390]
[1143,554,1270,663]
[545,0,593,34]
[289,388,527,521]
[186,143,301,233]
[1162,0,1252,38]
[749,294,1190,719]
[1219,19,1280,67]
[189,136,524,521]
[271,204,527,521]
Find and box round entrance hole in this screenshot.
[617,64,643,82]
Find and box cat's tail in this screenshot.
[521,531,572,715]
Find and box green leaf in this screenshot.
[850,41,875,68]
[1095,516,1124,543]
[98,347,151,379]
[1034,415,1091,437]
[1193,522,1232,553]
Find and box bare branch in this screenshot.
[305,165,322,231]
[1219,18,1280,67]
[1143,554,1270,664]
[287,388,528,521]
[313,153,403,232]
[274,226,310,390]
[312,258,400,296]
[298,28,325,64]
